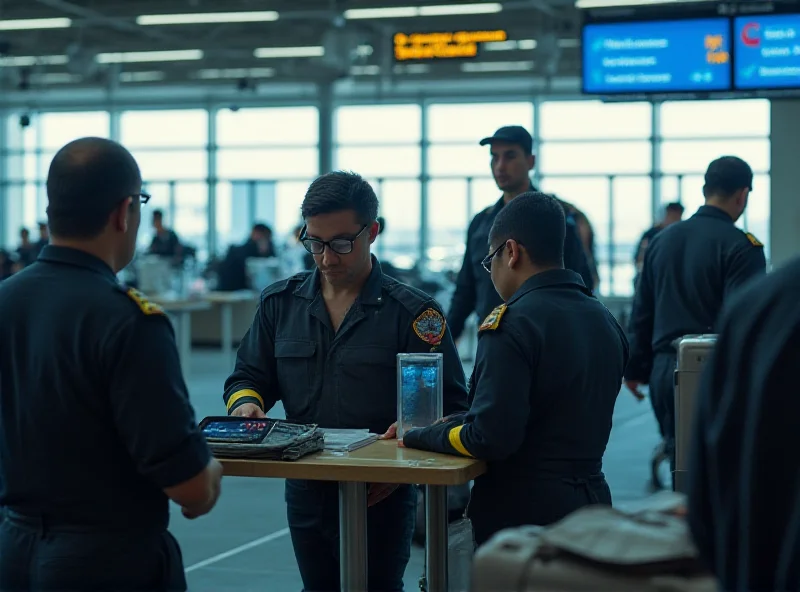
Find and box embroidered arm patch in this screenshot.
[745,232,763,247]
[125,287,165,316]
[413,308,446,346]
[479,305,507,332]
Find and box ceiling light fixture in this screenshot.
[0,55,69,67]
[461,60,534,72]
[254,46,325,58]
[484,39,538,51]
[136,11,279,25]
[0,18,71,31]
[574,0,702,7]
[96,50,204,64]
[344,3,502,19]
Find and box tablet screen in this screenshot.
[202,419,270,442]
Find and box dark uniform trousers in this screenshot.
[0,510,187,592]
[650,353,678,472]
[285,480,417,592]
[468,461,612,546]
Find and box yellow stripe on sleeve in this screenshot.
[447,424,474,458]
[226,389,264,412]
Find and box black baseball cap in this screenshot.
[479,125,533,154]
[703,156,753,197]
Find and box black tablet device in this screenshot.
[199,416,272,444]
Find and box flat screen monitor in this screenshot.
[734,13,800,90]
[582,18,732,94]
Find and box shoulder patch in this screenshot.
[124,287,165,316]
[479,304,507,332]
[413,308,446,346]
[745,232,763,247]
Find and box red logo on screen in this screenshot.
[741,22,761,47]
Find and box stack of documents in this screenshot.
[321,429,378,452]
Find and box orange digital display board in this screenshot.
[394,30,508,61]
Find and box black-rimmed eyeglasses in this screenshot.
[481,243,505,273]
[301,224,368,255]
[133,191,151,205]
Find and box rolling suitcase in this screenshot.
[470,492,716,592]
[673,335,717,494]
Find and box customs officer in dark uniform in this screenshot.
[625,156,767,481]
[688,256,800,592]
[222,171,468,592]
[447,126,595,342]
[403,192,628,546]
[0,137,222,591]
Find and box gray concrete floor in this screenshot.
[175,350,663,592]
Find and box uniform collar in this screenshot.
[493,182,538,212]
[695,205,734,223]
[37,245,117,280]
[293,254,384,305]
[507,268,588,305]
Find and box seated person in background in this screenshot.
[402,191,629,546]
[148,208,183,261]
[217,223,275,291]
[35,221,50,256]
[15,228,37,268]
[688,256,800,592]
[222,170,468,592]
[0,250,13,281]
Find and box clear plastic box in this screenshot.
[396,353,444,440]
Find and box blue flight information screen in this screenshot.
[734,14,800,89]
[582,18,732,94]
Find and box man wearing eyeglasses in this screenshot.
[402,192,627,546]
[447,126,596,345]
[223,170,468,592]
[0,137,222,592]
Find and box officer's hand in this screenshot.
[379,422,397,440]
[624,380,646,401]
[367,483,399,507]
[230,403,266,418]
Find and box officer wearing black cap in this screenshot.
[447,125,595,342]
[625,155,767,482]
[0,137,222,591]
[403,191,628,545]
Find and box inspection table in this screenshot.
[220,439,485,592]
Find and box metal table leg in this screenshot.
[339,481,368,592]
[425,484,448,592]
[220,303,234,369]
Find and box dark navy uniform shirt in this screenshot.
[404,269,627,464]
[448,195,594,340]
[626,205,767,381]
[223,257,468,434]
[0,246,211,531]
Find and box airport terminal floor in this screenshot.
[173,350,661,591]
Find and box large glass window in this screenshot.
[539,141,652,176]
[39,111,110,150]
[660,99,770,138]
[121,110,208,148]
[336,104,421,144]
[540,101,652,140]
[372,179,421,268]
[659,139,769,175]
[540,176,611,293]
[215,106,319,255]
[612,176,652,296]
[427,179,469,263]
[427,102,533,143]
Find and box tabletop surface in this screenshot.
[204,290,260,303]
[219,439,485,486]
[150,297,212,312]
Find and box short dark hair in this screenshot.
[46,137,141,240]
[665,202,684,214]
[252,223,271,234]
[489,191,565,268]
[703,156,753,200]
[376,216,386,236]
[152,209,164,220]
[301,171,379,225]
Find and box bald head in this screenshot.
[46,137,142,239]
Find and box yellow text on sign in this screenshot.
[394,30,508,61]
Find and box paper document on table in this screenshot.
[321,429,379,452]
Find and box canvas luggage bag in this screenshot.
[470,492,716,592]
